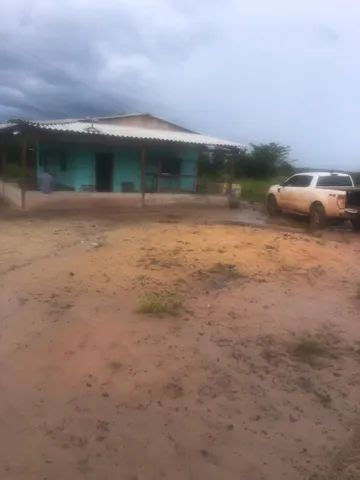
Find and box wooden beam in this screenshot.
[20,137,27,210]
[140,146,146,207]
[227,153,234,194]
[227,153,236,208]
[195,151,200,193]
[157,157,161,192]
[1,146,6,179]
[1,146,7,197]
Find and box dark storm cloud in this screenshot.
[0,0,212,120]
[1,2,153,118]
[1,0,360,168]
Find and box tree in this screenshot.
[199,142,295,180]
[352,172,360,185]
[198,149,227,179]
[242,143,292,178]
[7,118,28,124]
[199,147,250,180]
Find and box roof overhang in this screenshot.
[0,121,243,150]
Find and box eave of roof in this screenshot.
[0,122,16,130]
[29,121,241,148]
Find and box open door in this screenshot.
[95,153,113,192]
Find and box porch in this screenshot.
[0,117,240,209]
[36,143,198,194]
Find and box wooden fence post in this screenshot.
[1,147,7,195]
[141,146,146,207]
[20,137,27,209]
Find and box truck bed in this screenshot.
[316,186,360,208]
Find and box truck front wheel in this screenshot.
[266,194,280,217]
[310,203,327,230]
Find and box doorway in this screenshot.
[95,153,114,192]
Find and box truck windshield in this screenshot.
[316,175,353,187]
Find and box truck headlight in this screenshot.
[337,194,346,209]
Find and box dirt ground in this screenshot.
[0,203,360,480]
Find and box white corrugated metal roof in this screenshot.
[0,123,14,130]
[31,121,241,148]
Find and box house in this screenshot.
[0,113,240,209]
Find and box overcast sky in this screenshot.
[1,0,360,169]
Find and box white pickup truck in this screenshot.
[266,172,360,231]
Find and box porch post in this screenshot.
[157,157,161,192]
[227,151,236,208]
[141,146,146,207]
[195,149,200,193]
[227,152,234,194]
[1,146,7,194]
[20,136,28,209]
[1,148,5,177]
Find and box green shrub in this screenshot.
[137,292,183,316]
[3,163,36,187]
[4,163,22,180]
[292,336,328,364]
[238,177,283,202]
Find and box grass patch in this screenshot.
[292,336,329,364]
[108,361,123,372]
[198,263,244,290]
[357,281,360,299]
[137,292,183,316]
[197,176,284,202]
[298,377,332,407]
[207,263,241,278]
[238,177,283,202]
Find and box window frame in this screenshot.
[316,175,353,187]
[160,157,181,176]
[283,174,313,188]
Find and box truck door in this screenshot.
[278,174,313,212]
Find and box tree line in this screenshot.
[199,142,295,180]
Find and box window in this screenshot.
[161,157,181,176]
[283,175,312,187]
[316,175,352,187]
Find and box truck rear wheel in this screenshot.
[310,203,327,230]
[351,219,360,232]
[266,194,280,217]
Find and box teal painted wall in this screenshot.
[37,142,95,191]
[113,147,141,192]
[37,142,198,193]
[180,149,198,191]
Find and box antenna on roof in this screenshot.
[84,116,100,134]
[84,116,94,127]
